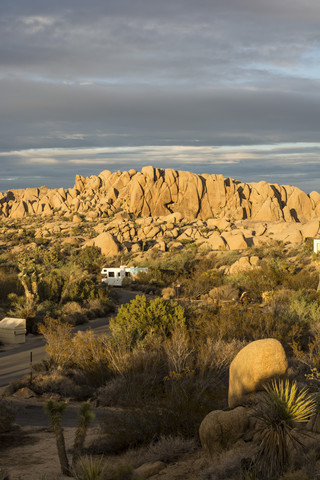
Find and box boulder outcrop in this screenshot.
[1,167,319,225]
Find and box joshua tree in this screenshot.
[44,400,71,476]
[44,400,95,477]
[72,403,95,468]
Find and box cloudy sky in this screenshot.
[0,0,319,193]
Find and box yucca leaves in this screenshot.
[73,455,106,480]
[254,379,316,479]
[263,379,316,425]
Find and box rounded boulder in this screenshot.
[199,407,249,457]
[228,338,288,408]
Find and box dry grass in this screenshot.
[108,435,198,469]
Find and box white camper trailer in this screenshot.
[101,265,148,287]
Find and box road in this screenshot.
[0,316,111,388]
[0,288,139,388]
[0,289,142,429]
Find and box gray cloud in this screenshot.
[0,0,319,192]
[0,144,318,193]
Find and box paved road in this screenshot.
[0,316,111,388]
[0,289,142,428]
[0,289,140,388]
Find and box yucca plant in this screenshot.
[254,379,316,479]
[73,455,106,480]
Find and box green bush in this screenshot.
[109,295,186,349]
[72,246,106,274]
[0,270,22,304]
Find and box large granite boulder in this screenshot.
[228,338,288,408]
[84,232,120,258]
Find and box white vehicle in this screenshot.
[101,265,148,287]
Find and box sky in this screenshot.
[0,0,319,193]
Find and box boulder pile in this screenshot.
[1,166,319,223]
[1,167,319,254]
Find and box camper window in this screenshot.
[108,272,115,277]
[125,272,131,277]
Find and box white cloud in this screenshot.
[28,157,58,164]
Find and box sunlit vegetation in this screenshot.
[1,217,320,479]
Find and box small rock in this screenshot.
[13,387,36,399]
[135,461,166,479]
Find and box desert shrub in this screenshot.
[97,364,225,451]
[39,318,112,385]
[7,293,38,332]
[254,380,316,479]
[97,347,166,406]
[182,270,223,299]
[152,248,198,275]
[60,301,87,325]
[286,290,320,326]
[0,400,15,433]
[31,370,91,398]
[38,317,73,368]
[213,250,242,268]
[189,303,296,344]
[95,409,166,453]
[292,322,320,371]
[227,267,282,303]
[202,444,258,480]
[84,299,108,318]
[36,299,60,318]
[72,246,106,274]
[163,325,193,374]
[284,269,318,291]
[161,368,226,438]
[38,270,65,302]
[0,270,22,304]
[109,295,186,349]
[117,435,197,468]
[133,267,176,290]
[279,470,310,480]
[195,337,246,375]
[71,331,111,386]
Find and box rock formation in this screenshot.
[228,338,288,408]
[199,406,250,456]
[0,167,319,224]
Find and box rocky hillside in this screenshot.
[1,166,320,223]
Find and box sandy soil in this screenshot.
[1,425,81,479]
[0,396,205,480]
[0,425,204,480]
